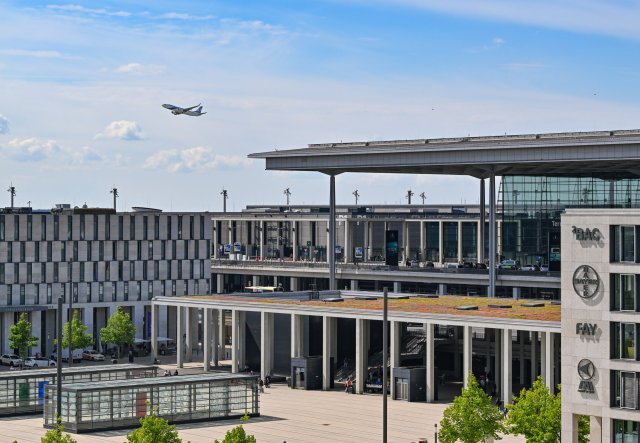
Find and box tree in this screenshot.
[438,373,505,443]
[506,378,589,443]
[41,418,78,443]
[126,406,182,443]
[99,306,136,357]
[214,415,256,443]
[54,311,93,351]
[9,312,39,359]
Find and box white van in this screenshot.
[50,348,83,363]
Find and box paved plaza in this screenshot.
[1,374,525,443]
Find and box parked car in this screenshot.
[159,343,177,356]
[521,264,540,272]
[0,354,23,367]
[82,350,105,361]
[497,260,520,270]
[425,261,435,269]
[24,356,56,368]
[474,263,487,269]
[50,348,83,363]
[540,263,549,272]
[409,259,420,268]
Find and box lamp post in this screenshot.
[434,423,438,443]
[67,258,73,367]
[382,286,388,443]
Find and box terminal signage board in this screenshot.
[355,246,363,259]
[385,230,398,266]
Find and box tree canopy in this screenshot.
[9,312,39,359]
[99,306,136,357]
[126,406,183,443]
[438,373,505,443]
[40,419,78,443]
[214,415,256,443]
[54,310,93,351]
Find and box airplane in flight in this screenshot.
[162,103,207,116]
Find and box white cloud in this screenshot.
[493,37,505,45]
[95,120,145,140]
[69,146,104,164]
[158,12,215,21]
[144,147,252,173]
[4,138,61,162]
[115,63,166,75]
[0,49,63,58]
[47,4,132,17]
[0,115,9,134]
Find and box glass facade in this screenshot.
[442,222,458,262]
[0,364,156,416]
[500,176,640,266]
[611,274,636,312]
[44,373,259,433]
[611,323,637,360]
[614,419,639,442]
[425,222,440,262]
[461,222,477,262]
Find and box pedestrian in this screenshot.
[174,370,179,376]
[259,379,265,393]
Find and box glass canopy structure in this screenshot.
[44,373,259,433]
[0,364,157,416]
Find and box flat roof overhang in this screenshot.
[249,130,640,179]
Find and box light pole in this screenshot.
[110,187,119,211]
[419,192,426,205]
[352,189,360,205]
[67,258,73,367]
[221,189,228,213]
[284,188,291,206]
[382,287,389,443]
[406,189,414,205]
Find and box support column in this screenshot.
[425,323,435,402]
[259,221,265,260]
[159,305,168,340]
[252,275,260,287]
[344,221,349,263]
[463,325,472,388]
[291,314,303,358]
[530,331,538,384]
[211,309,219,367]
[390,321,401,399]
[420,221,426,262]
[261,312,274,381]
[494,329,501,398]
[512,287,521,300]
[350,280,358,291]
[185,308,193,362]
[203,308,211,371]
[31,310,42,355]
[590,415,602,443]
[292,221,298,261]
[479,179,485,264]
[176,307,184,368]
[290,277,299,291]
[329,175,336,290]
[438,283,447,295]
[151,304,159,358]
[561,412,580,443]
[355,318,367,394]
[364,222,370,261]
[403,222,409,262]
[322,316,335,390]
[489,174,496,297]
[231,310,245,373]
[457,221,463,263]
[216,274,224,294]
[502,328,513,405]
[542,331,555,391]
[393,281,401,293]
[518,332,525,386]
[134,305,144,339]
[213,220,218,259]
[438,220,444,264]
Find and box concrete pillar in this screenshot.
[290,277,299,291]
[218,309,227,361]
[159,305,168,339]
[425,323,435,402]
[512,287,521,300]
[541,331,554,391]
[530,331,538,384]
[438,220,444,263]
[355,318,367,394]
[261,312,274,381]
[203,308,211,371]
[479,179,485,264]
[211,309,219,367]
[350,280,358,291]
[176,307,184,368]
[390,321,401,399]
[252,275,260,287]
[420,221,426,262]
[185,308,193,362]
[489,173,496,297]
[231,310,245,373]
[402,222,409,262]
[463,325,472,388]
[502,328,513,405]
[134,305,144,339]
[322,316,336,390]
[518,332,525,386]
[494,329,501,398]
[344,220,349,263]
[453,327,461,378]
[561,412,580,443]
[213,220,218,259]
[31,310,42,355]
[292,221,298,261]
[329,175,336,290]
[457,221,463,263]
[216,274,224,294]
[291,314,303,358]
[590,415,602,443]
[393,281,401,293]
[259,221,264,260]
[151,304,159,358]
[438,283,447,295]
[364,221,370,261]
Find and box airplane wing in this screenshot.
[162,104,181,111]
[181,103,201,112]
[185,110,207,116]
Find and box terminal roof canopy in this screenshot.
[249,129,640,179]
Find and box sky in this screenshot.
[2,1,640,211]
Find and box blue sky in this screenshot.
[2,1,640,211]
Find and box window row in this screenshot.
[0,260,209,284]
[611,322,639,360]
[611,274,640,312]
[0,240,212,263]
[0,214,209,242]
[0,279,211,305]
[611,225,640,263]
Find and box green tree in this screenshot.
[99,306,136,357]
[214,414,256,443]
[126,406,182,443]
[506,378,589,443]
[41,418,77,443]
[54,311,94,351]
[9,312,39,359]
[438,373,505,443]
